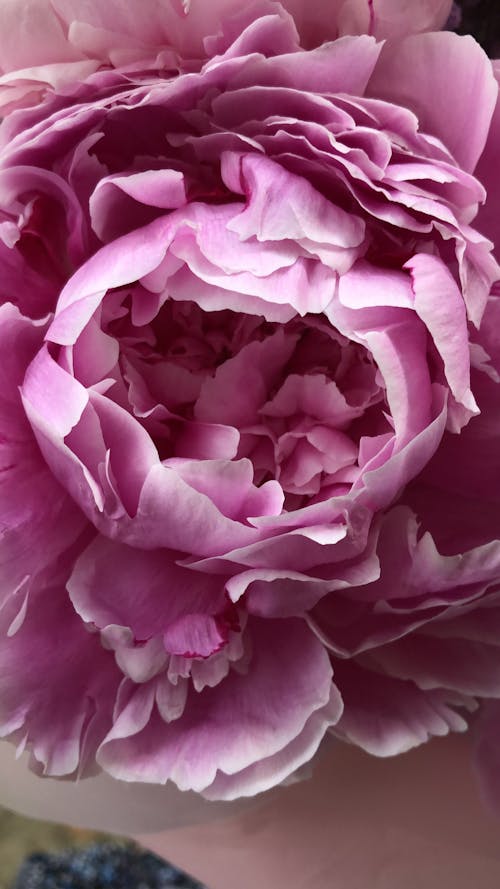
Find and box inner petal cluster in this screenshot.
[93,290,388,510]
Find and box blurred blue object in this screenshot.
[12,842,205,889]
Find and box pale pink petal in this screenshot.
[404,253,477,428]
[223,152,365,261]
[367,32,498,173]
[203,684,343,800]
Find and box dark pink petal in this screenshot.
[173,420,240,461]
[368,632,500,698]
[162,264,296,323]
[163,613,229,658]
[0,571,119,777]
[337,261,413,310]
[356,384,447,510]
[187,502,371,573]
[0,306,86,604]
[90,169,187,242]
[362,320,431,444]
[332,660,471,756]
[194,329,297,427]
[22,347,262,556]
[475,62,500,261]
[163,457,284,522]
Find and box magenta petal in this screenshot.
[21,348,159,519]
[356,384,447,510]
[194,329,296,427]
[89,391,158,515]
[338,261,413,310]
[362,319,432,444]
[1,0,499,808]
[132,463,261,555]
[163,613,228,658]
[174,420,239,461]
[226,543,380,618]
[47,215,181,346]
[162,457,283,523]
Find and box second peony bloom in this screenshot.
[1,0,500,804]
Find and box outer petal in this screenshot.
[475,62,500,261]
[97,617,338,795]
[202,684,342,800]
[367,32,498,173]
[367,632,500,698]
[0,305,86,605]
[0,569,119,778]
[332,660,470,756]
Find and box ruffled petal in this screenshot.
[97,618,337,793]
[332,660,470,756]
[367,32,498,173]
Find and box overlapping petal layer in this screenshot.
[0,1,454,112]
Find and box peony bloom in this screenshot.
[1,0,500,804]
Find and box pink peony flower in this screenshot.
[1,0,500,803]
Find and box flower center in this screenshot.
[101,289,390,509]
